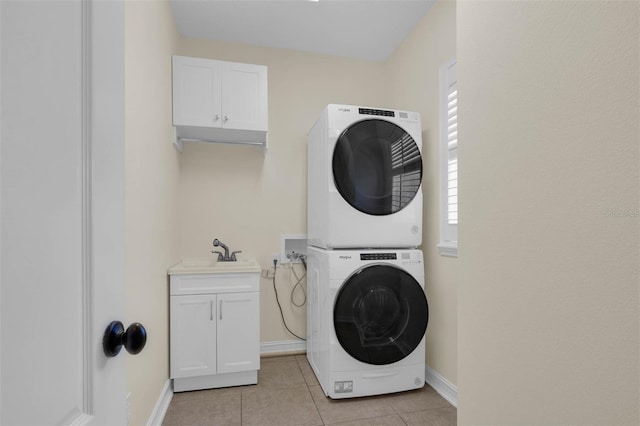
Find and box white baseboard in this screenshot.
[260,339,306,356]
[146,379,173,426]
[424,365,457,407]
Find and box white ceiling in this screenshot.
[169,0,436,62]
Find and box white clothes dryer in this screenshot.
[307,104,423,249]
[306,246,428,399]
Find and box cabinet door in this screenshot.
[221,62,268,131]
[170,294,217,378]
[172,56,222,128]
[217,292,260,374]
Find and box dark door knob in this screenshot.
[103,321,147,357]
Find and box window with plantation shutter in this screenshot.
[438,59,458,257]
[447,82,458,225]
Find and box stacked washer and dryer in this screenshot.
[306,104,429,399]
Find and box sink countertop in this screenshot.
[168,257,261,275]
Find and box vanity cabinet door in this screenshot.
[170,294,217,378]
[217,292,260,374]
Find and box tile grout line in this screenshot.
[297,356,325,426]
[313,394,328,425]
[398,411,410,426]
[308,382,325,426]
[384,396,410,425]
[300,358,328,425]
[389,397,411,426]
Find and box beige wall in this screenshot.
[386,0,457,386]
[123,4,458,423]
[125,1,180,424]
[125,1,640,423]
[457,1,639,424]
[175,38,389,342]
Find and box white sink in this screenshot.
[168,257,261,275]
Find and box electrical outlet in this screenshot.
[271,252,279,266]
[262,268,275,278]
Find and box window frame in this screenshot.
[438,58,458,257]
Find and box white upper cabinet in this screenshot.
[173,56,222,128]
[221,61,268,131]
[172,55,268,150]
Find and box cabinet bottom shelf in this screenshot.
[173,370,258,392]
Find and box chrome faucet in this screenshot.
[212,239,242,262]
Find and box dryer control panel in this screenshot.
[360,253,397,261]
[358,107,395,117]
[358,252,422,264]
[356,107,419,123]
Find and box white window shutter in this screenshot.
[439,59,458,256]
[446,81,458,225]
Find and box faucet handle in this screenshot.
[212,250,224,261]
[230,250,242,261]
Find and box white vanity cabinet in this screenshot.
[172,55,268,150]
[169,261,261,392]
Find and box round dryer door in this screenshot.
[332,119,422,216]
[333,264,428,365]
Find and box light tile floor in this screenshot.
[163,355,456,426]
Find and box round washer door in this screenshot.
[333,264,428,365]
[332,119,422,216]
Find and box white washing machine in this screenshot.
[306,246,428,399]
[307,104,423,249]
